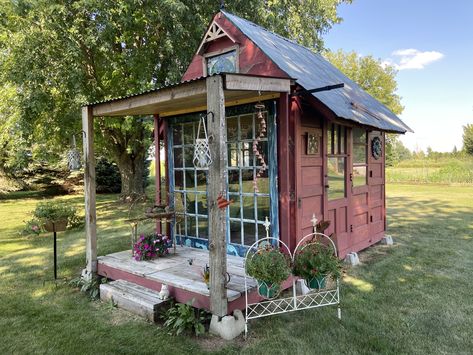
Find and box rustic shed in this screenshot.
[81,10,411,318]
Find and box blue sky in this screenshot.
[324,0,473,152]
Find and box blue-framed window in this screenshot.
[168,102,278,256]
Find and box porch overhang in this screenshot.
[88,73,293,117]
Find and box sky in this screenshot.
[324,0,473,152]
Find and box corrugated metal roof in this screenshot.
[85,76,207,106]
[222,11,412,133]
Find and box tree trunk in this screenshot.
[116,149,146,201]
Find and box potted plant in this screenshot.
[245,244,291,298]
[293,242,342,289]
[33,201,77,232]
[133,232,171,261]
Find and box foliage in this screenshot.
[162,299,208,337]
[0,0,351,196]
[385,134,412,166]
[293,242,342,281]
[69,275,107,300]
[33,200,77,223]
[245,244,291,285]
[462,124,473,155]
[95,157,121,194]
[133,232,171,261]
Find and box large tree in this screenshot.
[324,49,409,166]
[0,0,351,198]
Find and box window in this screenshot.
[207,50,237,75]
[352,127,368,187]
[172,122,208,240]
[327,124,347,200]
[227,112,270,247]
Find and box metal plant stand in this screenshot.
[244,216,341,337]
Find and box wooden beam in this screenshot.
[206,75,228,317]
[224,73,291,93]
[82,106,97,279]
[92,80,207,117]
[154,114,162,234]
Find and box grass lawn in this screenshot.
[1,183,473,354]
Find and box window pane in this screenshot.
[227,116,238,141]
[353,128,366,144]
[183,147,194,167]
[241,142,252,167]
[339,126,345,154]
[186,193,196,214]
[228,170,240,192]
[241,169,254,193]
[333,125,338,154]
[183,124,194,145]
[257,196,270,222]
[197,194,207,215]
[198,218,208,239]
[257,223,267,241]
[327,157,345,200]
[242,195,255,220]
[207,50,237,75]
[240,114,253,140]
[173,125,182,145]
[243,222,256,247]
[229,220,241,244]
[255,169,269,194]
[196,171,207,191]
[353,144,367,164]
[255,141,268,167]
[187,216,196,237]
[184,170,195,190]
[327,124,333,154]
[174,170,183,191]
[173,148,183,168]
[229,194,241,218]
[228,143,239,167]
[353,166,367,187]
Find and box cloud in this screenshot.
[383,49,444,70]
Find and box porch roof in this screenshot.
[85,73,292,117]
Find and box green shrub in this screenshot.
[96,157,121,193]
[162,300,209,336]
[33,201,76,223]
[245,244,291,285]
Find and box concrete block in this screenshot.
[381,235,394,245]
[209,309,245,340]
[345,252,360,266]
[296,279,311,295]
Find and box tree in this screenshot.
[324,49,406,165]
[463,124,473,155]
[0,0,351,198]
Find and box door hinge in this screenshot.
[350,225,353,232]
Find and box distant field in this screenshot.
[386,157,473,184]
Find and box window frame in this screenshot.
[352,127,368,188]
[202,46,239,76]
[326,123,347,200]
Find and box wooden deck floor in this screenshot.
[97,246,258,312]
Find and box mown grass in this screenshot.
[1,183,473,354]
[386,157,473,184]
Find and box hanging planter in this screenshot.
[193,115,212,169]
[66,134,82,171]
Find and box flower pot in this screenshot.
[257,280,280,299]
[305,275,327,289]
[43,220,68,233]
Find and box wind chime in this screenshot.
[193,113,213,169]
[66,134,82,171]
[252,102,267,192]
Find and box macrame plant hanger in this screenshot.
[193,114,213,169]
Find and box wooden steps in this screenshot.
[100,280,169,322]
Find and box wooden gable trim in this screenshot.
[196,19,236,55]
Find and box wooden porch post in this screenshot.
[82,106,97,279]
[206,75,228,317]
[154,114,162,234]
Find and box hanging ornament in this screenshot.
[193,114,212,169]
[66,134,82,171]
[252,103,268,192]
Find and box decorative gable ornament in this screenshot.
[196,20,236,55]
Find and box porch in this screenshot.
[97,245,260,313]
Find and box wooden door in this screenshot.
[295,126,324,243]
[324,123,350,258]
[368,131,385,241]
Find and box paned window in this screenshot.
[207,50,237,75]
[352,127,368,187]
[327,124,347,200]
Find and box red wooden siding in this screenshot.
[182,13,288,81]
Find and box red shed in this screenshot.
[82,10,411,317]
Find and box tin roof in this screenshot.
[222,11,412,133]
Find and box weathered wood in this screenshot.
[154,114,162,234]
[100,280,168,322]
[206,75,228,317]
[92,79,207,116]
[82,106,97,278]
[224,73,291,93]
